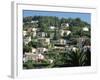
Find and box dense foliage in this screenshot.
[23,16,91,69]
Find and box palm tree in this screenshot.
[67,49,87,66]
[84,48,91,66]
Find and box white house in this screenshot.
[23,31,27,36]
[31,20,38,23]
[32,48,37,54]
[24,52,45,61]
[49,26,55,30]
[38,38,50,45]
[23,57,27,63]
[58,39,66,45]
[42,48,48,52]
[37,54,45,60]
[32,28,37,37]
[37,48,48,54]
[61,23,69,28]
[48,59,53,64]
[54,46,65,51]
[66,30,71,35]
[60,30,71,36]
[72,47,78,52]
[37,32,47,37]
[60,30,64,36]
[41,32,46,37]
[32,28,37,31]
[82,27,89,31]
[33,32,36,37]
[45,38,50,45]
[65,23,69,27]
[37,48,43,54]
[24,52,33,61]
[67,46,78,52]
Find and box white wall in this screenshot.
[0,0,100,80]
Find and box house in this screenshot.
[32,48,37,54]
[37,48,48,54]
[38,38,50,45]
[24,36,31,44]
[32,28,37,37]
[82,27,89,31]
[52,39,67,45]
[65,23,69,27]
[65,45,70,51]
[60,30,64,36]
[58,39,66,45]
[54,46,65,51]
[45,38,50,45]
[37,48,43,54]
[33,31,36,37]
[72,47,78,52]
[66,46,78,52]
[31,20,39,23]
[50,33,54,39]
[60,30,71,36]
[37,32,47,38]
[24,53,35,61]
[23,57,26,63]
[67,30,71,35]
[32,28,37,31]
[42,48,48,52]
[31,20,38,23]
[24,52,45,62]
[23,31,27,36]
[49,26,55,30]
[37,54,45,60]
[48,59,53,64]
[61,23,69,28]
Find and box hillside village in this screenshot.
[23,16,91,69]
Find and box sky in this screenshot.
[23,10,91,24]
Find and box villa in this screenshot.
[58,39,66,45]
[37,48,48,54]
[31,20,38,23]
[82,27,89,31]
[54,46,65,51]
[61,23,69,28]
[65,23,69,27]
[38,38,50,45]
[32,28,37,37]
[60,30,71,36]
[32,48,37,54]
[23,31,27,36]
[24,52,45,62]
[49,26,55,30]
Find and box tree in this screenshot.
[23,60,34,69]
[67,49,87,66]
[23,16,32,22]
[28,40,38,48]
[85,48,91,66]
[53,29,60,40]
[23,44,32,53]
